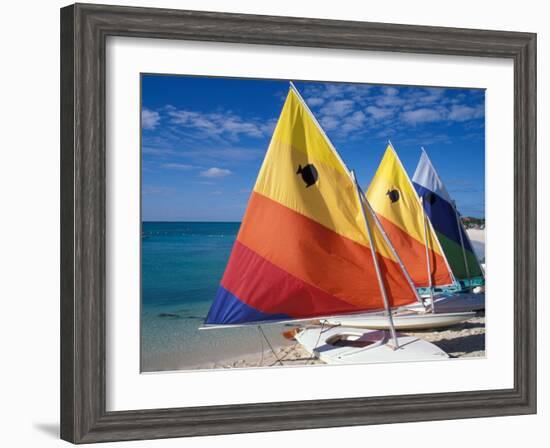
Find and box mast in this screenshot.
[352,170,399,349]
[452,201,472,287]
[420,196,435,313]
[360,189,423,306]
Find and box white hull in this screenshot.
[326,310,475,330]
[295,326,448,364]
[405,293,485,314]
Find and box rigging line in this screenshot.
[358,186,423,307]
[257,326,265,367]
[258,325,283,367]
[307,320,327,365]
[421,196,435,313]
[452,201,472,288]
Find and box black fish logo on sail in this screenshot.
[296,164,318,188]
[425,192,437,205]
[386,188,400,203]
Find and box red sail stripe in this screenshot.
[236,192,416,309]
[221,241,366,318]
[376,213,454,287]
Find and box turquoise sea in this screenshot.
[141,221,290,372]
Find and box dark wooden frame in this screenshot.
[60,3,536,444]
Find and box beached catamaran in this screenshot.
[203,84,449,363]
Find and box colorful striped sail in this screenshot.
[205,88,418,326]
[366,144,455,289]
[412,149,484,282]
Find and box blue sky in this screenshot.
[141,75,485,221]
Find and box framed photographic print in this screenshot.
[60,3,536,444]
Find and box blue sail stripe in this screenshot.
[205,286,290,325]
[413,183,475,254]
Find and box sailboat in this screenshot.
[325,143,475,330]
[203,83,449,364]
[407,147,485,313]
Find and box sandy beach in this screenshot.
[185,311,485,370]
[466,228,485,262]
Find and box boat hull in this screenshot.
[326,310,475,330]
[295,326,449,364]
[417,276,485,298]
[406,293,485,314]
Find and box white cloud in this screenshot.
[146,84,484,157]
[448,104,484,121]
[142,146,177,156]
[382,86,399,96]
[375,94,405,107]
[303,83,372,102]
[222,117,264,137]
[142,108,160,130]
[399,132,452,146]
[298,84,484,137]
[306,97,325,107]
[417,88,446,105]
[259,118,278,136]
[320,99,354,117]
[341,111,367,134]
[177,147,263,163]
[168,108,271,140]
[366,106,395,120]
[401,108,444,124]
[319,115,339,131]
[200,167,232,178]
[161,163,194,170]
[142,185,174,195]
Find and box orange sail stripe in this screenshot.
[376,213,453,287]
[237,192,416,309]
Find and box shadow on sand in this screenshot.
[433,333,486,356]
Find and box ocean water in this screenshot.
[141,222,291,372]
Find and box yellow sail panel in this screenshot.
[366,144,453,287]
[360,194,399,263]
[367,146,434,247]
[269,89,348,175]
[253,89,370,248]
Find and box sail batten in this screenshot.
[205,88,418,326]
